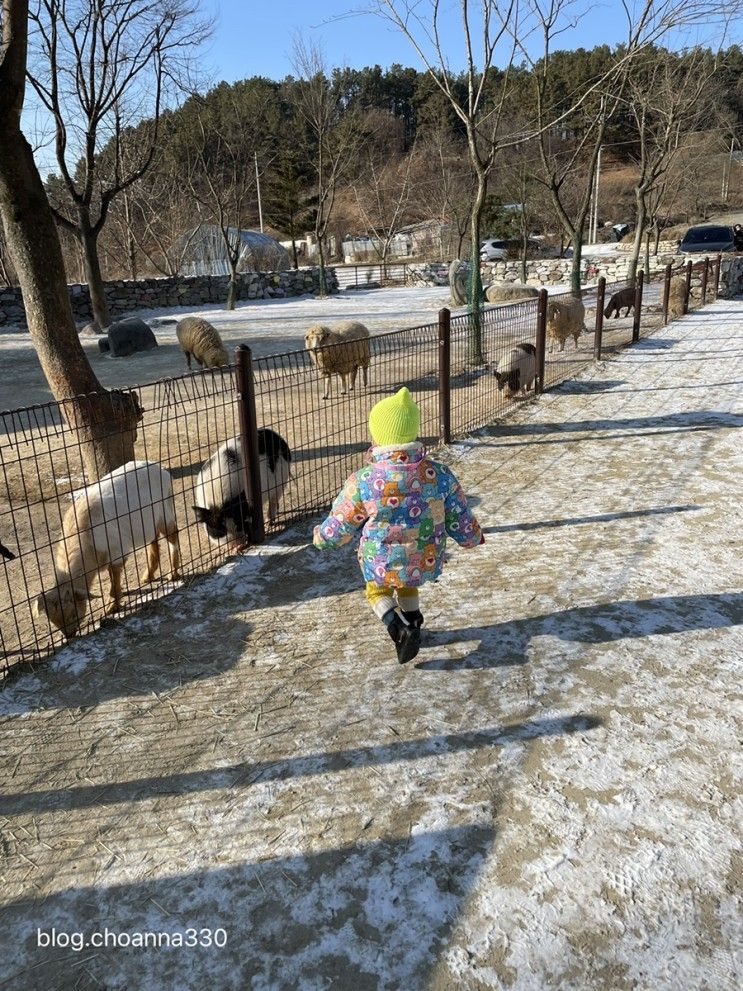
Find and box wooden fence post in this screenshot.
[701,257,709,305]
[594,277,606,360]
[714,253,722,299]
[684,258,693,315]
[632,270,644,343]
[535,289,548,395]
[662,263,673,325]
[235,345,265,545]
[438,307,451,444]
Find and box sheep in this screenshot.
[176,317,230,370]
[546,295,587,352]
[665,276,688,319]
[193,430,292,545]
[34,461,180,638]
[604,286,636,319]
[304,321,371,400]
[492,343,537,397]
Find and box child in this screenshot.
[313,387,483,663]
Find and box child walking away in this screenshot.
[313,387,483,663]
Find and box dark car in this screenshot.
[678,225,736,254]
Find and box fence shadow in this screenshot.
[481,504,700,534]
[0,714,602,817]
[416,592,742,670]
[0,825,494,990]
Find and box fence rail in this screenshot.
[0,256,719,676]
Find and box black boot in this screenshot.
[386,615,421,664]
[401,609,424,629]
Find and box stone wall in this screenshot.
[718,255,743,297]
[0,267,338,330]
[481,252,682,287]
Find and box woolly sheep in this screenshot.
[304,321,371,400]
[604,286,636,319]
[665,277,688,319]
[34,461,180,638]
[176,317,230,370]
[546,296,587,352]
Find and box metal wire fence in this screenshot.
[0,256,722,675]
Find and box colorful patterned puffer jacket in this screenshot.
[313,443,482,588]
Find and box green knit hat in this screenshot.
[369,387,421,446]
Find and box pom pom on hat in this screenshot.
[369,387,421,446]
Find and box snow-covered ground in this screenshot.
[1,283,579,410]
[0,300,741,990]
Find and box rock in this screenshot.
[485,283,540,303]
[105,317,158,357]
[79,321,105,337]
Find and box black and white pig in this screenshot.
[192,430,291,544]
[492,342,537,397]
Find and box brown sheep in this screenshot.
[546,296,587,352]
[304,321,371,400]
[176,317,229,370]
[604,286,636,318]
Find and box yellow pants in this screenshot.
[365,581,419,620]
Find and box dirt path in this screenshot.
[0,300,740,990]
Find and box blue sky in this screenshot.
[201,0,733,84]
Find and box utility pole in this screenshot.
[255,152,264,233]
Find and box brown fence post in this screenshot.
[235,345,265,545]
[632,270,644,342]
[714,253,722,299]
[662,262,673,325]
[594,277,606,360]
[535,288,548,395]
[438,307,451,445]
[684,258,693,314]
[700,256,709,305]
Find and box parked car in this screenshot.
[480,237,543,262]
[678,224,737,254]
[480,238,510,262]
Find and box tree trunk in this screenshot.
[0,1,140,482]
[627,193,647,287]
[226,258,238,310]
[466,171,487,365]
[291,237,298,270]
[317,237,327,297]
[79,213,112,329]
[570,225,584,296]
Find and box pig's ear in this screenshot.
[192,505,209,523]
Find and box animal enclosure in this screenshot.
[0,259,717,674]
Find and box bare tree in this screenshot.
[0,0,141,478]
[410,123,477,259]
[351,110,417,262]
[626,48,729,282]
[507,0,743,294]
[26,0,208,329]
[183,89,278,308]
[372,0,522,361]
[291,40,362,296]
